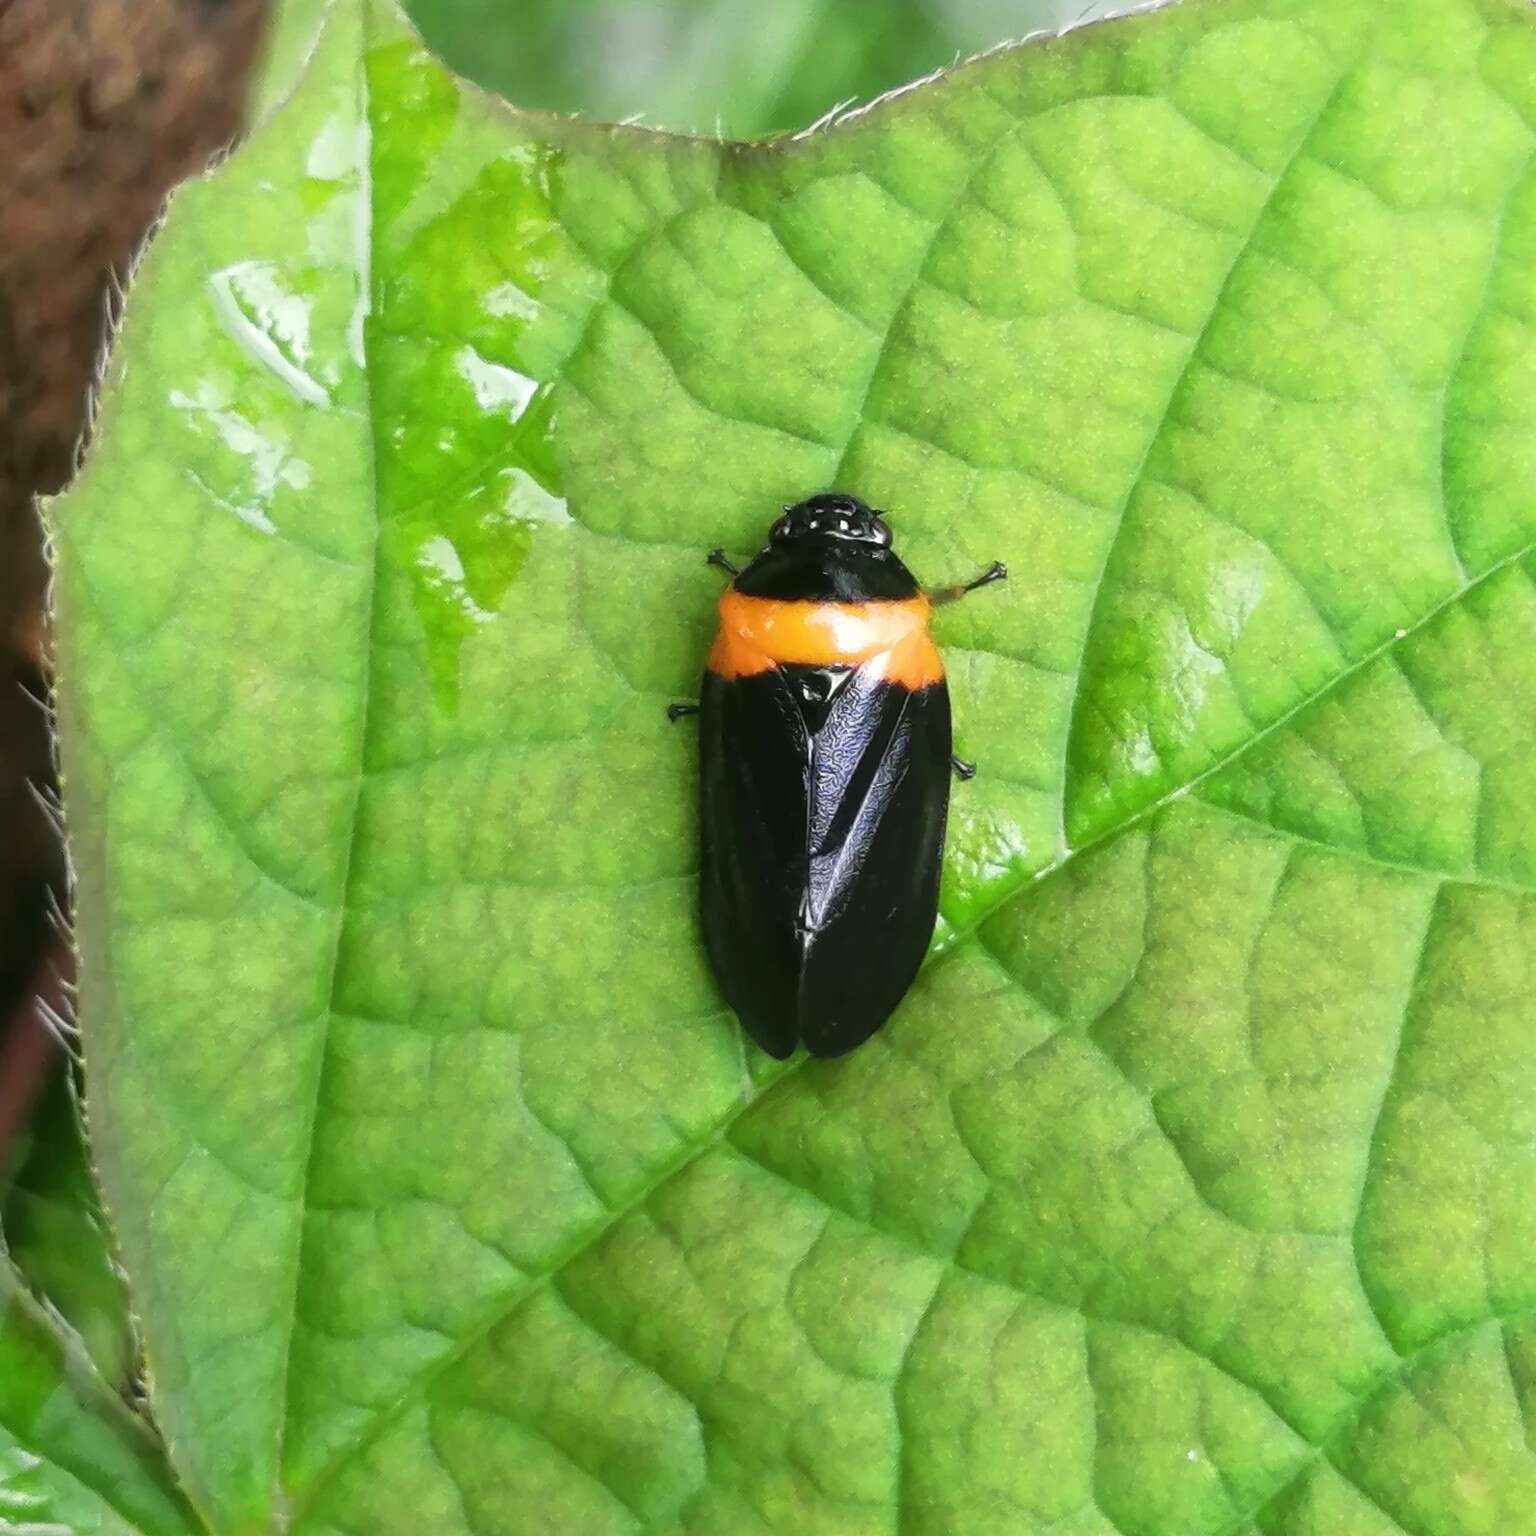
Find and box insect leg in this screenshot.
[706,548,740,577]
[951,755,977,781]
[667,702,701,723]
[930,560,1007,606]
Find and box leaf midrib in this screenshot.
[270,0,382,1523]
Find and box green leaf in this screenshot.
[3,1074,134,1389]
[0,1261,196,1536]
[50,0,1536,1531]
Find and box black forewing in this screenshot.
[697,663,950,1059]
[698,668,808,1058]
[797,667,950,1057]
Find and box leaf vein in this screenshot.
[1057,52,1366,848]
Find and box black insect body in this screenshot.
[672,493,1005,1059]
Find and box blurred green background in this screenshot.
[408,0,1119,137]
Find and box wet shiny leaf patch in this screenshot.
[45,0,1536,1531]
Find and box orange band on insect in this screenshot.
[708,591,944,688]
